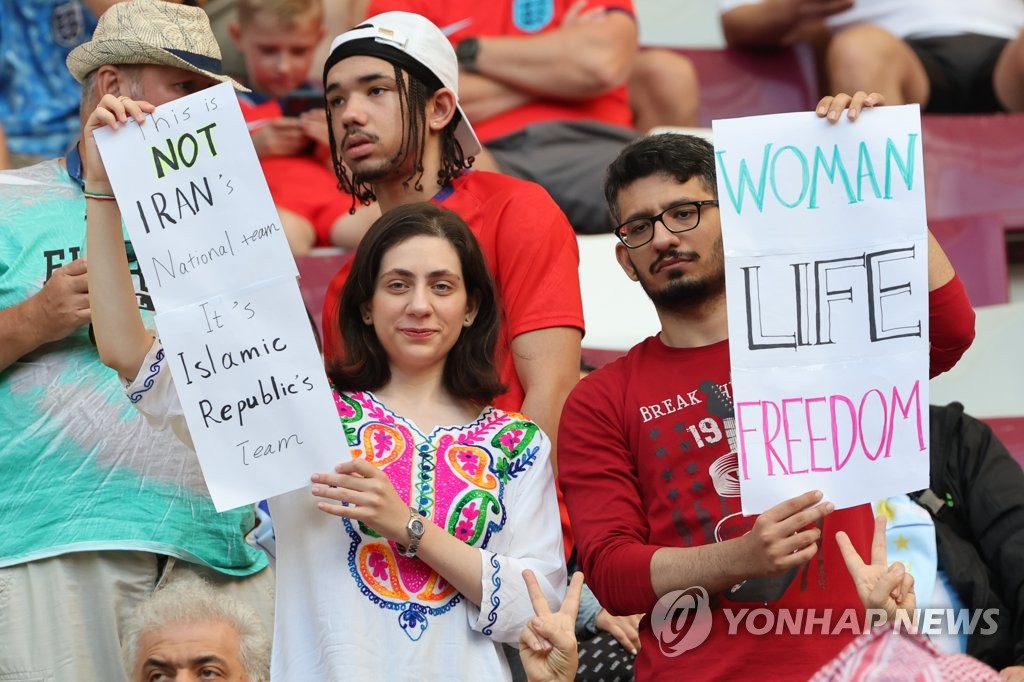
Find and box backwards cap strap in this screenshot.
[323,37,443,92]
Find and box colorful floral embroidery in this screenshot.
[447,490,501,547]
[338,391,542,640]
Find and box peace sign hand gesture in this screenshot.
[836,514,917,629]
[519,570,584,682]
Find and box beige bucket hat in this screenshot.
[67,0,247,91]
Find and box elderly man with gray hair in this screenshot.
[123,575,271,682]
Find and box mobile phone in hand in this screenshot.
[281,89,325,117]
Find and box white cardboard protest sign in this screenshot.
[713,105,929,513]
[95,82,348,511]
[154,277,345,511]
[94,82,296,311]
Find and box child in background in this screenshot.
[231,0,379,254]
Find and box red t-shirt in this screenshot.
[365,0,635,142]
[321,170,585,413]
[238,96,350,246]
[557,276,975,681]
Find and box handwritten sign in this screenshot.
[713,105,929,513]
[96,82,348,511]
[94,82,296,310]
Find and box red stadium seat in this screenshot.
[922,114,1024,230]
[675,46,819,126]
[982,416,1024,469]
[295,248,352,341]
[928,213,1009,307]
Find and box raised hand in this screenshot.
[520,570,584,682]
[836,514,917,627]
[816,91,886,122]
[82,94,155,191]
[742,490,835,577]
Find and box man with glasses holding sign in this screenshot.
[557,92,977,681]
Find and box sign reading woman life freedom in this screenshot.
[94,82,348,511]
[713,105,929,514]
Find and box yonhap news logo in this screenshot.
[651,587,999,656]
[651,586,714,656]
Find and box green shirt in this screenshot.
[0,159,266,575]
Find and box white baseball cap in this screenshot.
[325,12,482,158]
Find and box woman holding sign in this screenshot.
[84,94,565,681]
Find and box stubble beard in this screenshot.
[351,148,408,186]
[638,241,726,314]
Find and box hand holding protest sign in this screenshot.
[94,82,347,510]
[713,105,929,513]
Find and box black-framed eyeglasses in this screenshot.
[614,200,719,248]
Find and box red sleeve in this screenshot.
[489,181,584,338]
[557,367,659,616]
[928,274,976,378]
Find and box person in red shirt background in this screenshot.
[231,0,379,253]
[364,0,640,235]
[558,93,977,681]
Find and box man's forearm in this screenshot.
[458,72,535,123]
[722,0,808,48]
[650,539,751,599]
[472,13,636,101]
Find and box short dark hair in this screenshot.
[604,133,718,221]
[324,47,471,207]
[327,202,505,404]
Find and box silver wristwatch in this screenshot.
[396,507,426,558]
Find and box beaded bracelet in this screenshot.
[83,190,116,201]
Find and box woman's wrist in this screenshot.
[84,182,114,195]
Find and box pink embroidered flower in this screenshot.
[373,430,394,451]
[455,519,474,540]
[334,396,356,418]
[457,450,480,475]
[455,502,480,540]
[368,551,389,580]
[500,429,523,450]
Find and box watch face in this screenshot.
[410,518,425,536]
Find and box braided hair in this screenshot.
[325,61,472,209]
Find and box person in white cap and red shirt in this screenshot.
[0,3,273,680]
[320,12,584,467]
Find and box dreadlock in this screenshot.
[327,64,473,212]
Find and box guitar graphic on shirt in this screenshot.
[700,380,797,603]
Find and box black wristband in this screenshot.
[456,37,480,72]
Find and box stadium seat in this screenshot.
[983,416,1024,469]
[295,248,352,341]
[577,233,660,369]
[922,114,1024,230]
[675,46,819,126]
[928,213,1009,307]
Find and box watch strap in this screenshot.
[456,36,480,72]
[396,507,425,557]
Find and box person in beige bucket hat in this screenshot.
[67,0,248,91]
[0,2,273,680]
